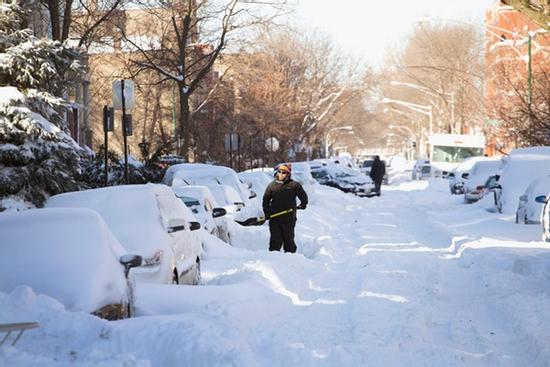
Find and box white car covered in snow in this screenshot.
[46,184,203,285]
[163,163,256,204]
[0,208,142,320]
[238,170,273,198]
[515,175,550,224]
[463,160,501,204]
[447,156,495,195]
[492,147,550,214]
[164,163,264,225]
[172,185,231,243]
[311,162,374,197]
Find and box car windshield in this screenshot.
[178,196,200,208]
[421,166,431,174]
[432,146,484,163]
[311,170,329,179]
[335,172,352,178]
[362,160,373,168]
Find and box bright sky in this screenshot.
[294,0,497,68]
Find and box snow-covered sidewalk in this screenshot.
[2,178,550,366]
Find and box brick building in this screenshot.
[484,1,550,155]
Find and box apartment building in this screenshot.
[484,0,550,154]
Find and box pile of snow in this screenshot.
[4,173,550,366]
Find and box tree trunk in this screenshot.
[47,0,61,41]
[178,84,190,160]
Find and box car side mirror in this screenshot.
[461,173,469,179]
[167,218,186,233]
[212,207,227,218]
[249,191,257,199]
[190,221,201,231]
[119,254,143,277]
[535,195,547,204]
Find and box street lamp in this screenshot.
[390,80,455,132]
[382,98,432,135]
[325,126,353,158]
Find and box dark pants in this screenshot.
[374,180,382,196]
[269,216,297,253]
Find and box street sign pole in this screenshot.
[103,106,109,186]
[121,80,129,184]
[102,106,114,187]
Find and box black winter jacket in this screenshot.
[369,159,386,182]
[263,178,308,219]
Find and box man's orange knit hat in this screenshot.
[276,163,292,173]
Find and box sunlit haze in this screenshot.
[294,0,496,68]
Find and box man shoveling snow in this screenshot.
[262,163,308,253]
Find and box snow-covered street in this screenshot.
[3,172,550,366]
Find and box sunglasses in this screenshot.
[277,170,289,175]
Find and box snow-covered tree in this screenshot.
[0,1,85,211]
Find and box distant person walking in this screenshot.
[262,163,308,253]
[369,155,386,196]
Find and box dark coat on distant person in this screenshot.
[369,156,386,183]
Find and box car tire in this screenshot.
[524,215,529,225]
[179,258,201,286]
[190,258,201,286]
[515,213,519,224]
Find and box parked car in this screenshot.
[539,195,550,242]
[163,163,256,205]
[448,157,494,195]
[492,147,550,214]
[172,185,231,243]
[198,183,263,226]
[412,158,430,180]
[238,170,274,197]
[164,163,263,222]
[465,174,500,204]
[46,184,203,285]
[0,208,142,320]
[515,175,550,224]
[331,155,356,169]
[311,163,374,196]
[463,160,501,203]
[418,164,431,180]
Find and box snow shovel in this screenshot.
[234,208,295,226]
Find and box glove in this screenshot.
[297,204,307,210]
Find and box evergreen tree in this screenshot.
[0,1,86,211]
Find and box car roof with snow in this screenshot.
[46,184,195,256]
[165,163,250,202]
[498,150,550,213]
[0,208,128,313]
